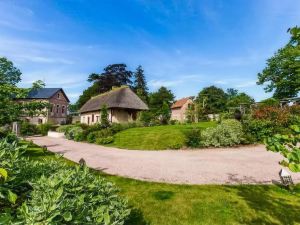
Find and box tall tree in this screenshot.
[148,86,175,124]
[77,64,133,108]
[196,86,227,114]
[0,57,48,126]
[226,92,255,108]
[133,65,148,103]
[257,26,300,99]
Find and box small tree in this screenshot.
[100,104,110,128]
[265,125,300,172]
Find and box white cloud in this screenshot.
[235,81,257,88]
[148,79,183,88]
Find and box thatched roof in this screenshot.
[80,86,149,113]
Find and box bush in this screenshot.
[37,123,54,136]
[65,126,83,140]
[252,106,290,126]
[96,136,114,145]
[20,122,39,136]
[56,124,78,133]
[184,128,201,148]
[87,129,113,143]
[202,119,244,147]
[0,140,130,224]
[242,119,275,142]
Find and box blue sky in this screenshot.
[0,0,299,102]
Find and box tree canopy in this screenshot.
[226,89,254,108]
[257,26,300,99]
[77,64,133,108]
[0,57,48,126]
[196,86,227,114]
[133,65,148,103]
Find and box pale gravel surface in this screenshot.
[28,136,300,185]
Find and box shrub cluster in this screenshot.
[20,121,55,136]
[202,119,244,147]
[57,122,143,146]
[0,139,130,224]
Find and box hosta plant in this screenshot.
[265,125,300,172]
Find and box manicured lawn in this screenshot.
[23,140,300,225]
[111,122,216,150]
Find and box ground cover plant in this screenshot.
[13,140,300,225]
[0,138,130,224]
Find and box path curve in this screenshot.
[28,136,300,185]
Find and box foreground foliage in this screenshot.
[265,125,300,172]
[0,139,130,224]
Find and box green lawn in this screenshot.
[111,122,216,150]
[23,141,300,225]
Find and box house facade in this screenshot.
[19,88,70,125]
[171,97,194,122]
[79,86,148,125]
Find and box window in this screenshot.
[50,104,53,113]
[92,114,94,122]
[96,116,99,122]
[56,105,59,113]
[62,106,65,114]
[57,93,60,99]
[38,119,43,124]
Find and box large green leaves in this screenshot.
[265,125,300,172]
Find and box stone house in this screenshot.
[79,86,148,125]
[18,88,70,125]
[171,97,194,122]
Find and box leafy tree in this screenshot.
[226,88,239,99]
[226,92,255,108]
[257,26,300,99]
[133,65,148,103]
[31,80,45,90]
[185,102,197,123]
[77,64,133,108]
[146,87,175,124]
[259,98,280,107]
[100,104,110,128]
[196,86,227,115]
[0,57,48,126]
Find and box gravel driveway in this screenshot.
[28,136,300,185]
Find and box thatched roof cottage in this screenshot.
[79,86,148,125]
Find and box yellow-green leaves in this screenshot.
[0,168,8,181]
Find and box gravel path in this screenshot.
[28,136,300,185]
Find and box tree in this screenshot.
[226,92,255,108]
[257,26,300,99]
[133,65,148,103]
[195,86,227,115]
[100,104,110,128]
[226,88,239,99]
[147,87,175,124]
[77,64,133,108]
[0,57,48,126]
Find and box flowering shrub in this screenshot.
[202,119,244,147]
[252,106,290,126]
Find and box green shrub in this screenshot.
[37,123,54,136]
[20,122,39,136]
[0,139,130,224]
[87,129,114,143]
[242,119,275,142]
[202,119,244,147]
[65,127,83,140]
[56,124,77,133]
[96,136,114,145]
[184,128,201,148]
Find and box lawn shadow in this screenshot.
[232,185,300,224]
[152,191,175,200]
[125,208,150,225]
